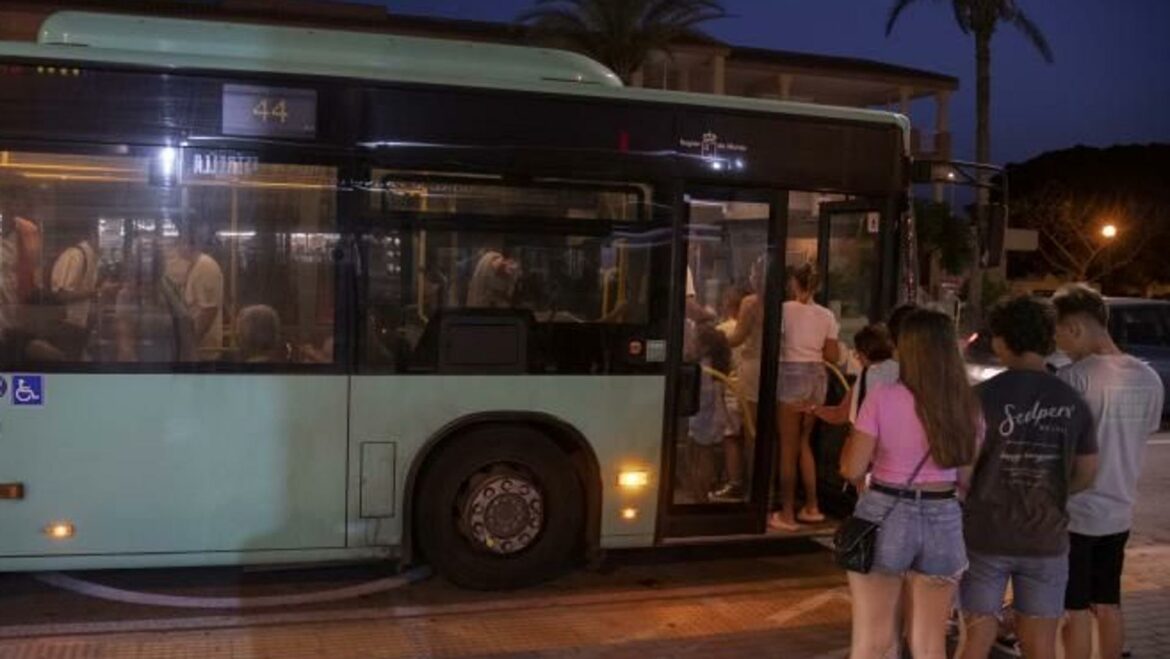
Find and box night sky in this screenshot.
[348,0,1170,167]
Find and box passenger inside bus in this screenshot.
[236,304,284,363]
[163,215,224,362]
[466,249,520,308]
[46,222,101,360]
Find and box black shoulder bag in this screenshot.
[832,451,932,573]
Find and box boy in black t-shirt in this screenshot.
[959,296,1099,659]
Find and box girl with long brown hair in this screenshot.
[840,309,981,659]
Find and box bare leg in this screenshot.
[848,571,904,659]
[1095,604,1124,659]
[695,445,717,497]
[907,572,959,659]
[797,410,821,517]
[1015,615,1060,659]
[775,404,802,525]
[959,613,998,659]
[1062,610,1094,659]
[722,433,743,486]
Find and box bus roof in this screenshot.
[0,11,909,135]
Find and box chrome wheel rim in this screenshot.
[461,471,544,555]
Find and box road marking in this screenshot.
[764,588,849,625]
[1148,439,1170,446]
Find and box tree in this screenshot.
[1013,185,1157,287]
[886,0,1053,168]
[1003,144,1170,293]
[518,0,728,83]
[915,199,974,277]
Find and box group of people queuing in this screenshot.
[0,205,315,365]
[837,287,1162,659]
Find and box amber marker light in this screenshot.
[44,521,75,540]
[618,470,650,489]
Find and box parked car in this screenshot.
[964,297,1170,420]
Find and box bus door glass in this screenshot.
[660,187,788,539]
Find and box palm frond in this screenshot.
[885,0,923,36]
[1009,9,1054,62]
[951,0,973,34]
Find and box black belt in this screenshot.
[871,483,956,500]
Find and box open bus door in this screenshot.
[656,186,786,540]
[658,188,905,540]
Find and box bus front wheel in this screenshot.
[415,425,584,590]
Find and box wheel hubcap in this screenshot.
[462,473,544,555]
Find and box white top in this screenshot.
[182,253,224,357]
[1059,354,1164,536]
[50,240,98,328]
[780,300,839,363]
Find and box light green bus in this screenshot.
[0,11,913,588]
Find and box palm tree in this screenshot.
[518,0,728,83]
[886,0,1053,173]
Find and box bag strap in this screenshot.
[904,450,932,488]
[857,365,870,410]
[874,450,933,524]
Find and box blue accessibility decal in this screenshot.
[11,375,43,406]
[0,376,7,399]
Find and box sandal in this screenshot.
[767,513,801,532]
[797,510,826,524]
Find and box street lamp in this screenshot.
[1101,224,1118,239]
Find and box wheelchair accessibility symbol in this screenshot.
[11,375,43,406]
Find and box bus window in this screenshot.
[359,175,667,373]
[0,149,338,368]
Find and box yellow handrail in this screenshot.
[700,365,756,441]
[824,359,850,394]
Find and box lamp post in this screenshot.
[1101,224,1118,239]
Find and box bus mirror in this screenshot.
[910,160,935,184]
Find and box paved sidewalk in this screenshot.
[3,543,1169,659]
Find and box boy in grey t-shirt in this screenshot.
[1053,285,1164,659]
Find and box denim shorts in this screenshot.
[960,551,1069,619]
[777,362,827,404]
[853,490,967,578]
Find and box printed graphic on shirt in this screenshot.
[995,401,1079,488]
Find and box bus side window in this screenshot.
[0,150,340,369]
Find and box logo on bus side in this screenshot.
[678,131,748,171]
[0,376,7,399]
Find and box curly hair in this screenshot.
[988,295,1056,357]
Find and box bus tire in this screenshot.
[415,424,584,590]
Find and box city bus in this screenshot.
[0,11,913,589]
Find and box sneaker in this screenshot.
[708,482,746,501]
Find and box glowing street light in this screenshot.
[1101,224,1118,239]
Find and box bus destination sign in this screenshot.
[222,84,317,139]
